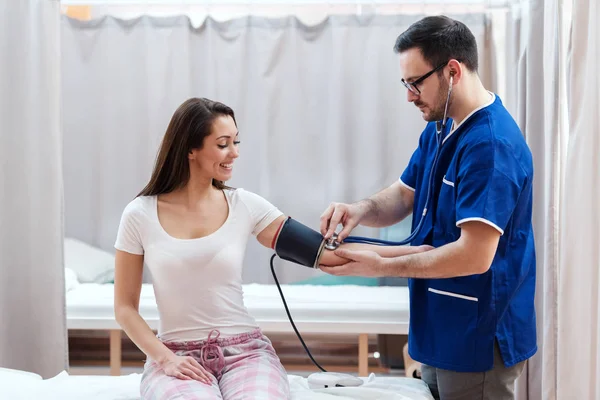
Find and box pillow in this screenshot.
[64,238,115,283]
[64,267,80,292]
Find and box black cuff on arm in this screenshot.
[273,217,325,269]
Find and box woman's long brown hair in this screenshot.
[137,98,236,197]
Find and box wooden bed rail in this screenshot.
[107,330,373,377]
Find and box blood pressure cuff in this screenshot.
[273,217,325,269]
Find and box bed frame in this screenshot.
[67,315,409,377]
[66,281,415,377]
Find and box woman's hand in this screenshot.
[160,355,213,384]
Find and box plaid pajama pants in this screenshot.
[140,328,290,399]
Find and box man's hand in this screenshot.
[320,182,415,241]
[319,244,435,277]
[319,202,367,241]
[319,248,385,277]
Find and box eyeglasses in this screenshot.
[401,61,449,95]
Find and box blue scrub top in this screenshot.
[400,94,537,372]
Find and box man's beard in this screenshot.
[417,77,452,122]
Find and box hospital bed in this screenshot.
[63,237,415,378]
[0,366,434,400]
[66,281,412,377]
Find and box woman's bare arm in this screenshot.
[319,242,432,266]
[256,215,431,267]
[256,215,288,250]
[114,251,174,364]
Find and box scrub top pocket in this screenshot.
[426,286,479,367]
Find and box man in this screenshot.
[319,16,536,400]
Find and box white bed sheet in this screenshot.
[1,370,433,400]
[67,283,410,334]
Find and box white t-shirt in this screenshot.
[114,188,283,342]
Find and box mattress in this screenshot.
[0,369,433,400]
[67,283,410,334]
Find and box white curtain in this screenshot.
[0,0,67,377]
[60,12,496,284]
[510,0,565,398]
[510,0,565,396]
[558,0,600,397]
[510,0,600,398]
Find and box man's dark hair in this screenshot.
[393,15,478,72]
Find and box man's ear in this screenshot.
[447,59,462,83]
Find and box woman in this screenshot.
[114,97,429,399]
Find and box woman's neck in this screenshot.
[167,173,217,209]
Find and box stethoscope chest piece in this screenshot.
[324,233,340,251]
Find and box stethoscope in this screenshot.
[325,75,454,250]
